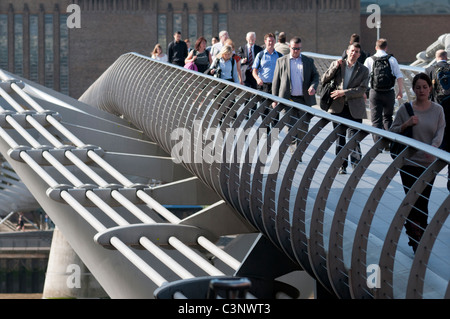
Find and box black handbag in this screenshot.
[390,102,414,159]
[319,67,340,111]
[319,79,337,111]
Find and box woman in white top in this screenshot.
[151,44,168,62]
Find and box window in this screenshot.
[218,14,227,33]
[14,14,23,77]
[157,14,167,52]
[44,14,53,88]
[189,14,197,45]
[361,0,450,14]
[60,14,69,95]
[203,14,212,44]
[173,13,182,34]
[29,14,39,82]
[0,14,7,71]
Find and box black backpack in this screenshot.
[432,62,450,103]
[370,55,396,91]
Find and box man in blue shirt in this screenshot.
[252,33,282,94]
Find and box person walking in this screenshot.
[151,43,168,62]
[390,73,445,253]
[167,31,188,67]
[272,36,319,153]
[210,30,229,59]
[364,38,404,142]
[225,39,244,85]
[342,33,369,64]
[274,32,290,56]
[252,33,282,94]
[206,45,239,84]
[238,32,263,89]
[184,36,212,73]
[321,43,369,174]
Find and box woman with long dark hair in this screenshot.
[390,72,445,253]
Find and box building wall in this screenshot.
[0,1,72,94]
[0,1,448,99]
[228,0,360,56]
[359,14,450,64]
[68,1,157,98]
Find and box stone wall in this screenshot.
[360,14,450,64]
[1,1,447,98]
[68,9,157,98]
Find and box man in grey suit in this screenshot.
[272,37,319,152]
[321,42,369,174]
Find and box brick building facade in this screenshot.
[0,0,448,98]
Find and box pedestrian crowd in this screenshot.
[151,30,449,254]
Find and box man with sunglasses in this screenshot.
[272,37,319,153]
[272,37,319,108]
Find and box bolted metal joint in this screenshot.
[0,109,61,129]
[46,184,73,202]
[7,145,33,162]
[0,79,24,93]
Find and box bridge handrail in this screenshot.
[119,52,450,164]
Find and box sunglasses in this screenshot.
[291,47,302,51]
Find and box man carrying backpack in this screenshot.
[364,38,404,142]
[426,49,450,191]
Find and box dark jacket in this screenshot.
[168,40,188,66]
[237,44,263,70]
[321,60,369,119]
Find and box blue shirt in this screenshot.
[290,54,303,96]
[252,49,282,83]
[219,58,239,83]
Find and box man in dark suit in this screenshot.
[272,37,319,153]
[238,32,263,89]
[321,42,369,174]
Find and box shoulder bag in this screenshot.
[389,102,414,159]
[319,66,341,111]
